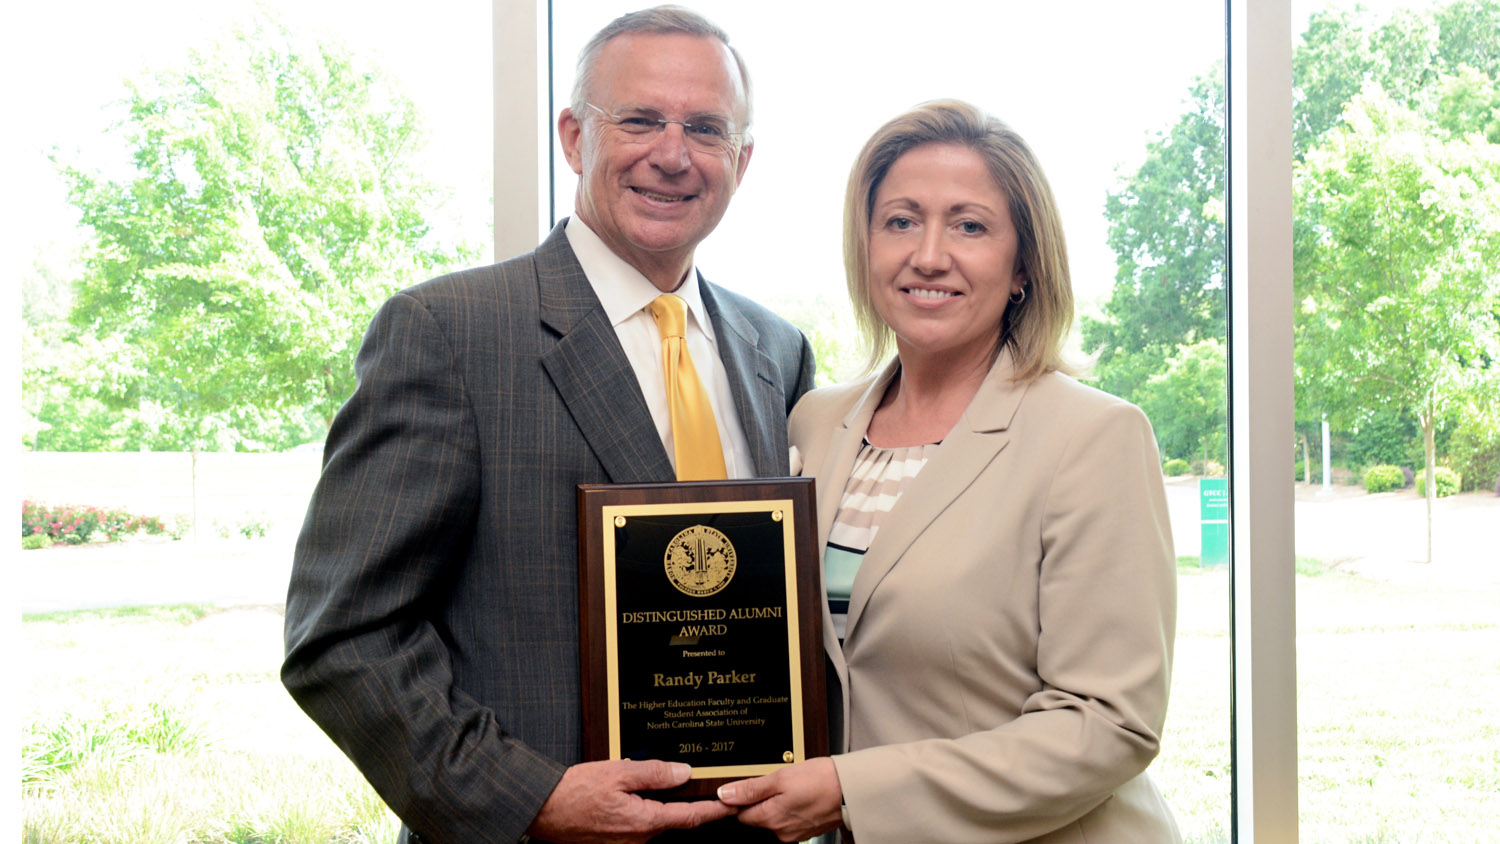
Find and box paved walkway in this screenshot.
[19,530,297,614]
[1164,477,1499,585]
[19,483,1499,613]
[1289,483,1499,584]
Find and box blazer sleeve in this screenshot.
[282,292,565,842]
[832,400,1177,844]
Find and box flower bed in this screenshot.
[22,501,170,545]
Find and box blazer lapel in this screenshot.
[812,364,894,752]
[814,363,897,552]
[700,279,789,477]
[843,352,1032,643]
[535,223,674,483]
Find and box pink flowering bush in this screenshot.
[21,501,168,545]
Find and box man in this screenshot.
[282,7,815,843]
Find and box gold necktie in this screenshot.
[649,294,727,481]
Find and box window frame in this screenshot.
[1227,0,1298,841]
[490,1,1301,839]
[492,0,552,259]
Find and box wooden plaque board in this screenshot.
[577,478,827,799]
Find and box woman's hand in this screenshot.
[716,757,844,842]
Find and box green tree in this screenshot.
[1295,84,1500,562]
[1447,383,1500,492]
[1291,0,1500,503]
[1294,0,1500,157]
[23,243,323,452]
[1092,0,1500,495]
[58,15,477,447]
[1343,410,1425,471]
[1295,6,1382,158]
[1433,0,1500,80]
[1083,68,1227,418]
[1136,338,1227,470]
[1432,65,1500,143]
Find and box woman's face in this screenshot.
[867,143,1025,368]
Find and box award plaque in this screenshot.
[577,478,827,798]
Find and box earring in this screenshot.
[1009,288,1026,305]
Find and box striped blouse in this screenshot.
[825,439,941,641]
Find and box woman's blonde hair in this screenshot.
[843,99,1073,380]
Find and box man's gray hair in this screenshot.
[570,5,753,129]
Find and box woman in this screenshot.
[719,101,1180,843]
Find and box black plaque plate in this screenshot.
[577,479,827,798]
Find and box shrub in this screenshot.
[1346,411,1423,468]
[1163,458,1191,476]
[165,516,191,541]
[1415,467,1461,498]
[21,501,170,544]
[213,513,270,540]
[25,502,102,542]
[1362,465,1405,493]
[1195,459,1226,477]
[22,534,53,550]
[1448,419,1500,493]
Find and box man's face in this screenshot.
[559,33,753,289]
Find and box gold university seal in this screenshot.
[663,525,736,597]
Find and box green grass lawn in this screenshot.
[1157,563,1500,844]
[21,605,399,844]
[20,565,1500,843]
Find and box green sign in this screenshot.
[1199,478,1228,568]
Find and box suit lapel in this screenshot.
[700,279,788,477]
[535,223,674,483]
[843,352,1032,643]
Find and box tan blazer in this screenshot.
[789,354,1180,844]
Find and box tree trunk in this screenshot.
[1300,431,1312,486]
[1421,406,1435,565]
[191,444,201,544]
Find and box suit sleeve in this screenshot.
[282,292,565,843]
[787,331,818,411]
[831,401,1177,844]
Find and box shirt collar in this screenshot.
[565,216,716,341]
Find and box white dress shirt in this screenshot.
[564,217,755,479]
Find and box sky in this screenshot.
[8,0,1434,318]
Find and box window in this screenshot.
[535,1,1248,840]
[19,0,491,453]
[18,2,490,836]
[1288,2,1500,841]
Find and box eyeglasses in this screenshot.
[584,102,748,155]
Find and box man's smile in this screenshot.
[632,186,695,202]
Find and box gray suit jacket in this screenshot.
[283,221,816,842]
[790,354,1179,844]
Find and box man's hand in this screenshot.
[526,759,735,844]
[716,757,844,842]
